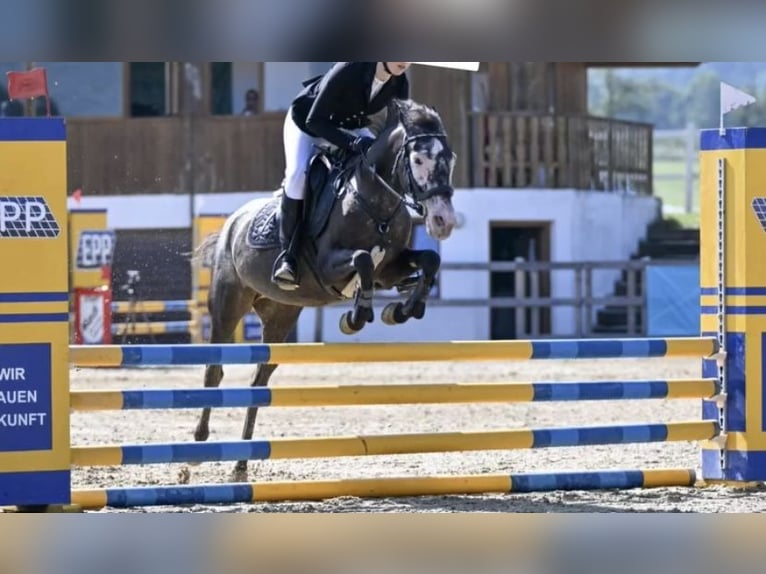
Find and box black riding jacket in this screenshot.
[290,62,410,151]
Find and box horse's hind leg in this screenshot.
[231,298,303,482]
[193,279,255,443]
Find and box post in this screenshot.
[0,117,71,507]
[700,127,766,482]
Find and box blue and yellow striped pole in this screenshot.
[69,421,718,467]
[69,337,718,367]
[0,118,71,507]
[69,379,718,411]
[70,468,697,509]
[700,127,766,482]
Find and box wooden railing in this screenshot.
[468,112,654,194]
[67,113,288,195]
[66,111,653,196]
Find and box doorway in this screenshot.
[489,222,552,339]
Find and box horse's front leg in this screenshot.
[377,248,441,325]
[318,247,378,334]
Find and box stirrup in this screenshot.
[272,254,299,289]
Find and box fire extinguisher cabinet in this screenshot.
[73,286,112,345]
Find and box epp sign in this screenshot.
[76,230,116,269]
[0,196,60,238]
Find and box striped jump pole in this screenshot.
[70,379,719,411]
[69,337,719,367]
[70,468,697,509]
[111,300,198,314]
[111,320,198,336]
[70,421,718,467]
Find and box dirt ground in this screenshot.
[69,356,766,513]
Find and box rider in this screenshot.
[271,62,412,290]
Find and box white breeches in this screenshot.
[282,112,374,200]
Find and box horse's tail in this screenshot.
[187,231,221,267]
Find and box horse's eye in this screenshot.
[414,158,423,165]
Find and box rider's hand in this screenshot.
[351,135,376,156]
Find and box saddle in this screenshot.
[247,148,358,251]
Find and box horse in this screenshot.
[191,98,458,480]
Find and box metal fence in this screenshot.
[313,258,693,341]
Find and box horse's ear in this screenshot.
[379,100,401,135]
[387,99,403,122]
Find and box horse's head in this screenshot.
[373,99,458,241]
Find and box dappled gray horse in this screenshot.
[192,99,458,480]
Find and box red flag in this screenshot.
[6,68,51,116]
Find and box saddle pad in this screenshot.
[246,198,281,250]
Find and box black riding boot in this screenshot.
[271,195,304,290]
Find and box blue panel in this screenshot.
[121,440,271,464]
[105,484,254,508]
[701,333,745,432]
[728,333,747,432]
[701,306,766,315]
[700,127,766,151]
[647,265,700,336]
[0,292,68,303]
[700,287,766,296]
[0,343,53,452]
[702,449,766,481]
[0,118,66,141]
[0,470,70,506]
[0,314,69,323]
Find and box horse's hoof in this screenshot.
[360,305,375,324]
[340,311,362,335]
[193,428,209,442]
[382,302,406,326]
[230,465,248,483]
[412,301,426,320]
[177,467,192,485]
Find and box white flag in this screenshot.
[412,62,481,72]
[720,81,757,134]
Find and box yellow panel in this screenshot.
[0,120,70,506]
[68,209,109,290]
[700,136,766,481]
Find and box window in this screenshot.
[129,62,167,117]
[210,62,233,115]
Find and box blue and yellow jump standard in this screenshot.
[700,127,766,482]
[0,118,71,506]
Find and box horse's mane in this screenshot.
[367,99,445,138]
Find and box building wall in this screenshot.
[69,187,660,342]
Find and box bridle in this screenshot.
[358,125,454,223]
